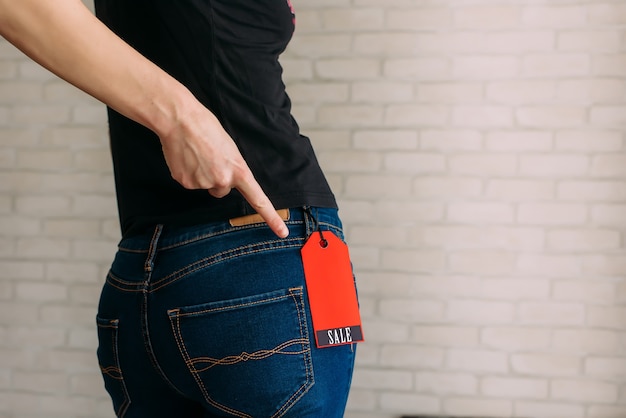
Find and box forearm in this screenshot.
[0,0,197,137]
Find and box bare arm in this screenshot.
[0,0,288,237]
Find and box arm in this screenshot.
[0,0,288,237]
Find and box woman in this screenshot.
[0,0,358,417]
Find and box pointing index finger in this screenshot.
[236,176,289,238]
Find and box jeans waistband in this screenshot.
[117,206,340,253]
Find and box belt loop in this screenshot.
[144,224,164,274]
[303,206,318,238]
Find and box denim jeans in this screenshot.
[96,207,357,418]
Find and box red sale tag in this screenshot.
[301,230,364,348]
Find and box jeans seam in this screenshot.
[149,239,305,292]
[271,289,314,418]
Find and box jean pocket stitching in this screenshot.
[167,287,313,418]
[96,318,131,418]
[169,313,250,418]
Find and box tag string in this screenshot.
[304,207,328,249]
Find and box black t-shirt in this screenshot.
[94,0,336,237]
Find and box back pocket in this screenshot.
[167,287,313,418]
[96,317,130,417]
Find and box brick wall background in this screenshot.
[1,0,625,417]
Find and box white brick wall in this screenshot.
[1,0,625,417]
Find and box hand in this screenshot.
[159,106,289,238]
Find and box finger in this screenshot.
[208,186,232,199]
[236,177,289,238]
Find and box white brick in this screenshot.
[519,302,585,325]
[15,195,72,217]
[417,84,483,104]
[383,152,445,174]
[411,225,544,251]
[487,81,555,104]
[318,151,381,173]
[486,179,554,200]
[11,105,70,124]
[315,59,379,80]
[353,130,417,150]
[69,373,105,397]
[518,203,587,225]
[308,130,351,150]
[592,54,626,77]
[415,372,478,395]
[444,398,512,417]
[318,105,383,127]
[512,353,581,376]
[481,278,550,300]
[482,377,548,399]
[375,201,444,222]
[288,34,352,58]
[547,229,620,251]
[45,262,99,283]
[13,371,67,394]
[322,9,384,30]
[552,330,619,354]
[420,130,482,151]
[381,345,444,369]
[379,299,444,323]
[449,251,516,275]
[5,326,65,348]
[453,56,519,79]
[411,326,479,347]
[345,175,411,198]
[485,131,552,151]
[351,369,412,391]
[522,5,587,28]
[359,319,408,344]
[446,349,508,373]
[558,79,626,104]
[517,106,587,127]
[344,390,377,414]
[523,54,590,77]
[350,225,408,247]
[482,327,551,350]
[447,300,515,323]
[384,58,451,80]
[16,149,73,170]
[387,8,451,30]
[485,31,555,54]
[591,106,626,127]
[585,357,626,376]
[380,249,445,274]
[582,255,626,276]
[454,6,521,29]
[452,106,514,127]
[590,205,626,227]
[587,306,626,330]
[553,280,615,304]
[413,177,482,199]
[352,82,413,103]
[15,282,67,302]
[587,406,626,418]
[588,3,626,25]
[384,104,448,127]
[379,393,440,415]
[16,238,71,259]
[448,202,515,224]
[551,379,618,403]
[558,181,626,202]
[516,401,585,418]
[449,154,517,176]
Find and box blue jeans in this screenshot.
[96,207,356,418]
